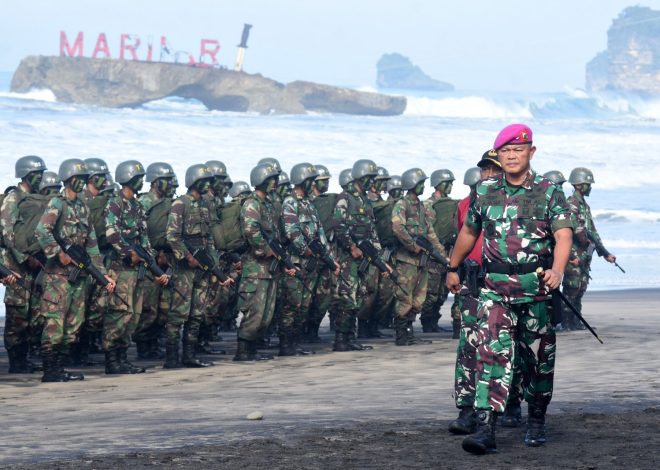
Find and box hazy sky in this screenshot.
[2,0,659,92]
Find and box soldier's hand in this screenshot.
[333,264,341,277]
[26,256,43,270]
[232,261,242,272]
[542,268,563,290]
[569,258,580,266]
[446,272,462,294]
[220,277,235,287]
[284,267,298,277]
[157,251,169,268]
[606,254,616,263]
[58,251,73,266]
[2,272,19,286]
[129,250,144,267]
[412,245,422,254]
[104,275,117,294]
[381,262,393,278]
[350,245,363,259]
[186,253,200,269]
[155,274,170,286]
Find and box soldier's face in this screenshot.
[497,144,535,176]
[26,171,44,190]
[480,164,502,180]
[315,179,329,194]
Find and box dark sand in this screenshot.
[1,289,659,469]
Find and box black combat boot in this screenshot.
[278,335,296,356]
[346,331,373,351]
[119,347,146,373]
[524,403,547,447]
[7,344,33,373]
[135,341,150,359]
[448,407,478,435]
[332,331,351,352]
[357,319,371,339]
[293,333,314,355]
[452,318,461,340]
[394,316,410,346]
[462,410,498,455]
[196,340,226,355]
[57,347,84,381]
[41,350,65,382]
[251,341,274,360]
[368,316,391,338]
[500,402,522,428]
[233,338,254,361]
[304,319,325,343]
[182,342,213,368]
[105,349,123,374]
[421,318,435,333]
[407,320,432,345]
[163,343,181,369]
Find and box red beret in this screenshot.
[493,124,533,150]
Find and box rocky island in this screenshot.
[376,53,453,91]
[586,6,660,95]
[10,55,406,116]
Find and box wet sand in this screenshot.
[1,288,659,469]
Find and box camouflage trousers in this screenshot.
[236,275,279,342]
[474,298,555,413]
[335,255,368,334]
[308,266,335,328]
[562,252,592,323]
[280,266,318,337]
[133,277,170,344]
[83,280,107,335]
[420,262,447,324]
[4,273,39,350]
[357,264,379,321]
[393,259,429,319]
[39,273,87,352]
[103,269,144,351]
[165,266,210,347]
[372,270,395,326]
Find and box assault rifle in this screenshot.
[184,241,232,284]
[413,235,448,266]
[350,232,408,295]
[130,242,186,298]
[536,268,603,344]
[305,236,351,287]
[0,263,28,291]
[586,231,624,273]
[260,229,305,281]
[54,237,130,308]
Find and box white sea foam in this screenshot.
[0,88,57,102]
[593,209,660,224]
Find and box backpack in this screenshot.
[213,199,248,252]
[145,197,173,250]
[431,198,459,246]
[311,193,338,234]
[85,192,111,250]
[372,199,397,248]
[14,193,56,255]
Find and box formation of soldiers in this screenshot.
[2,128,617,454]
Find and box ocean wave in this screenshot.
[592,209,660,224]
[405,95,534,118]
[603,239,660,249]
[0,88,57,103]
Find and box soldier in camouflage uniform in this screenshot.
[331,159,390,351]
[36,159,117,382]
[391,168,447,346]
[447,124,573,454]
[2,155,48,374]
[421,169,458,334]
[133,162,178,359]
[280,163,338,356]
[234,163,295,361]
[562,167,616,330]
[165,164,223,368]
[104,160,168,374]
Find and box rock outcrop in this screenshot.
[586,6,660,95]
[11,56,406,116]
[376,53,453,91]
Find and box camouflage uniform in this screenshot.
[1,185,39,371]
[235,192,280,344]
[36,195,103,358]
[280,191,334,352]
[331,183,380,342]
[103,192,153,352]
[561,190,609,328]
[391,192,446,344]
[356,191,383,334]
[165,193,215,360]
[465,171,572,413]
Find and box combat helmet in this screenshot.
[15,155,47,179]
[430,169,455,188]
[463,167,482,187]
[224,175,234,189]
[145,162,176,183]
[568,167,595,185]
[352,159,379,179]
[387,175,402,192]
[115,161,146,184]
[315,164,331,180]
[290,163,319,185]
[229,181,251,199]
[185,164,213,188]
[375,166,391,181]
[278,171,291,187]
[543,170,567,185]
[250,163,280,188]
[258,157,282,175]
[338,169,354,187]
[401,168,428,191]
[84,158,110,177]
[206,160,228,179]
[39,171,62,191]
[59,159,90,182]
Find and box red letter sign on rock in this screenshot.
[120,34,141,60]
[199,39,220,66]
[92,33,111,59]
[60,31,83,57]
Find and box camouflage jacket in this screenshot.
[465,170,573,303]
[240,192,279,279]
[282,191,333,264]
[1,184,31,267]
[332,183,381,255]
[36,195,105,276]
[392,192,446,266]
[166,193,215,261]
[567,191,609,259]
[105,192,155,268]
[203,191,225,226]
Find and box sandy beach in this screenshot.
[1,288,659,469]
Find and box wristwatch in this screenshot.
[447,265,459,273]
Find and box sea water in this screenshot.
[0,71,658,312]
